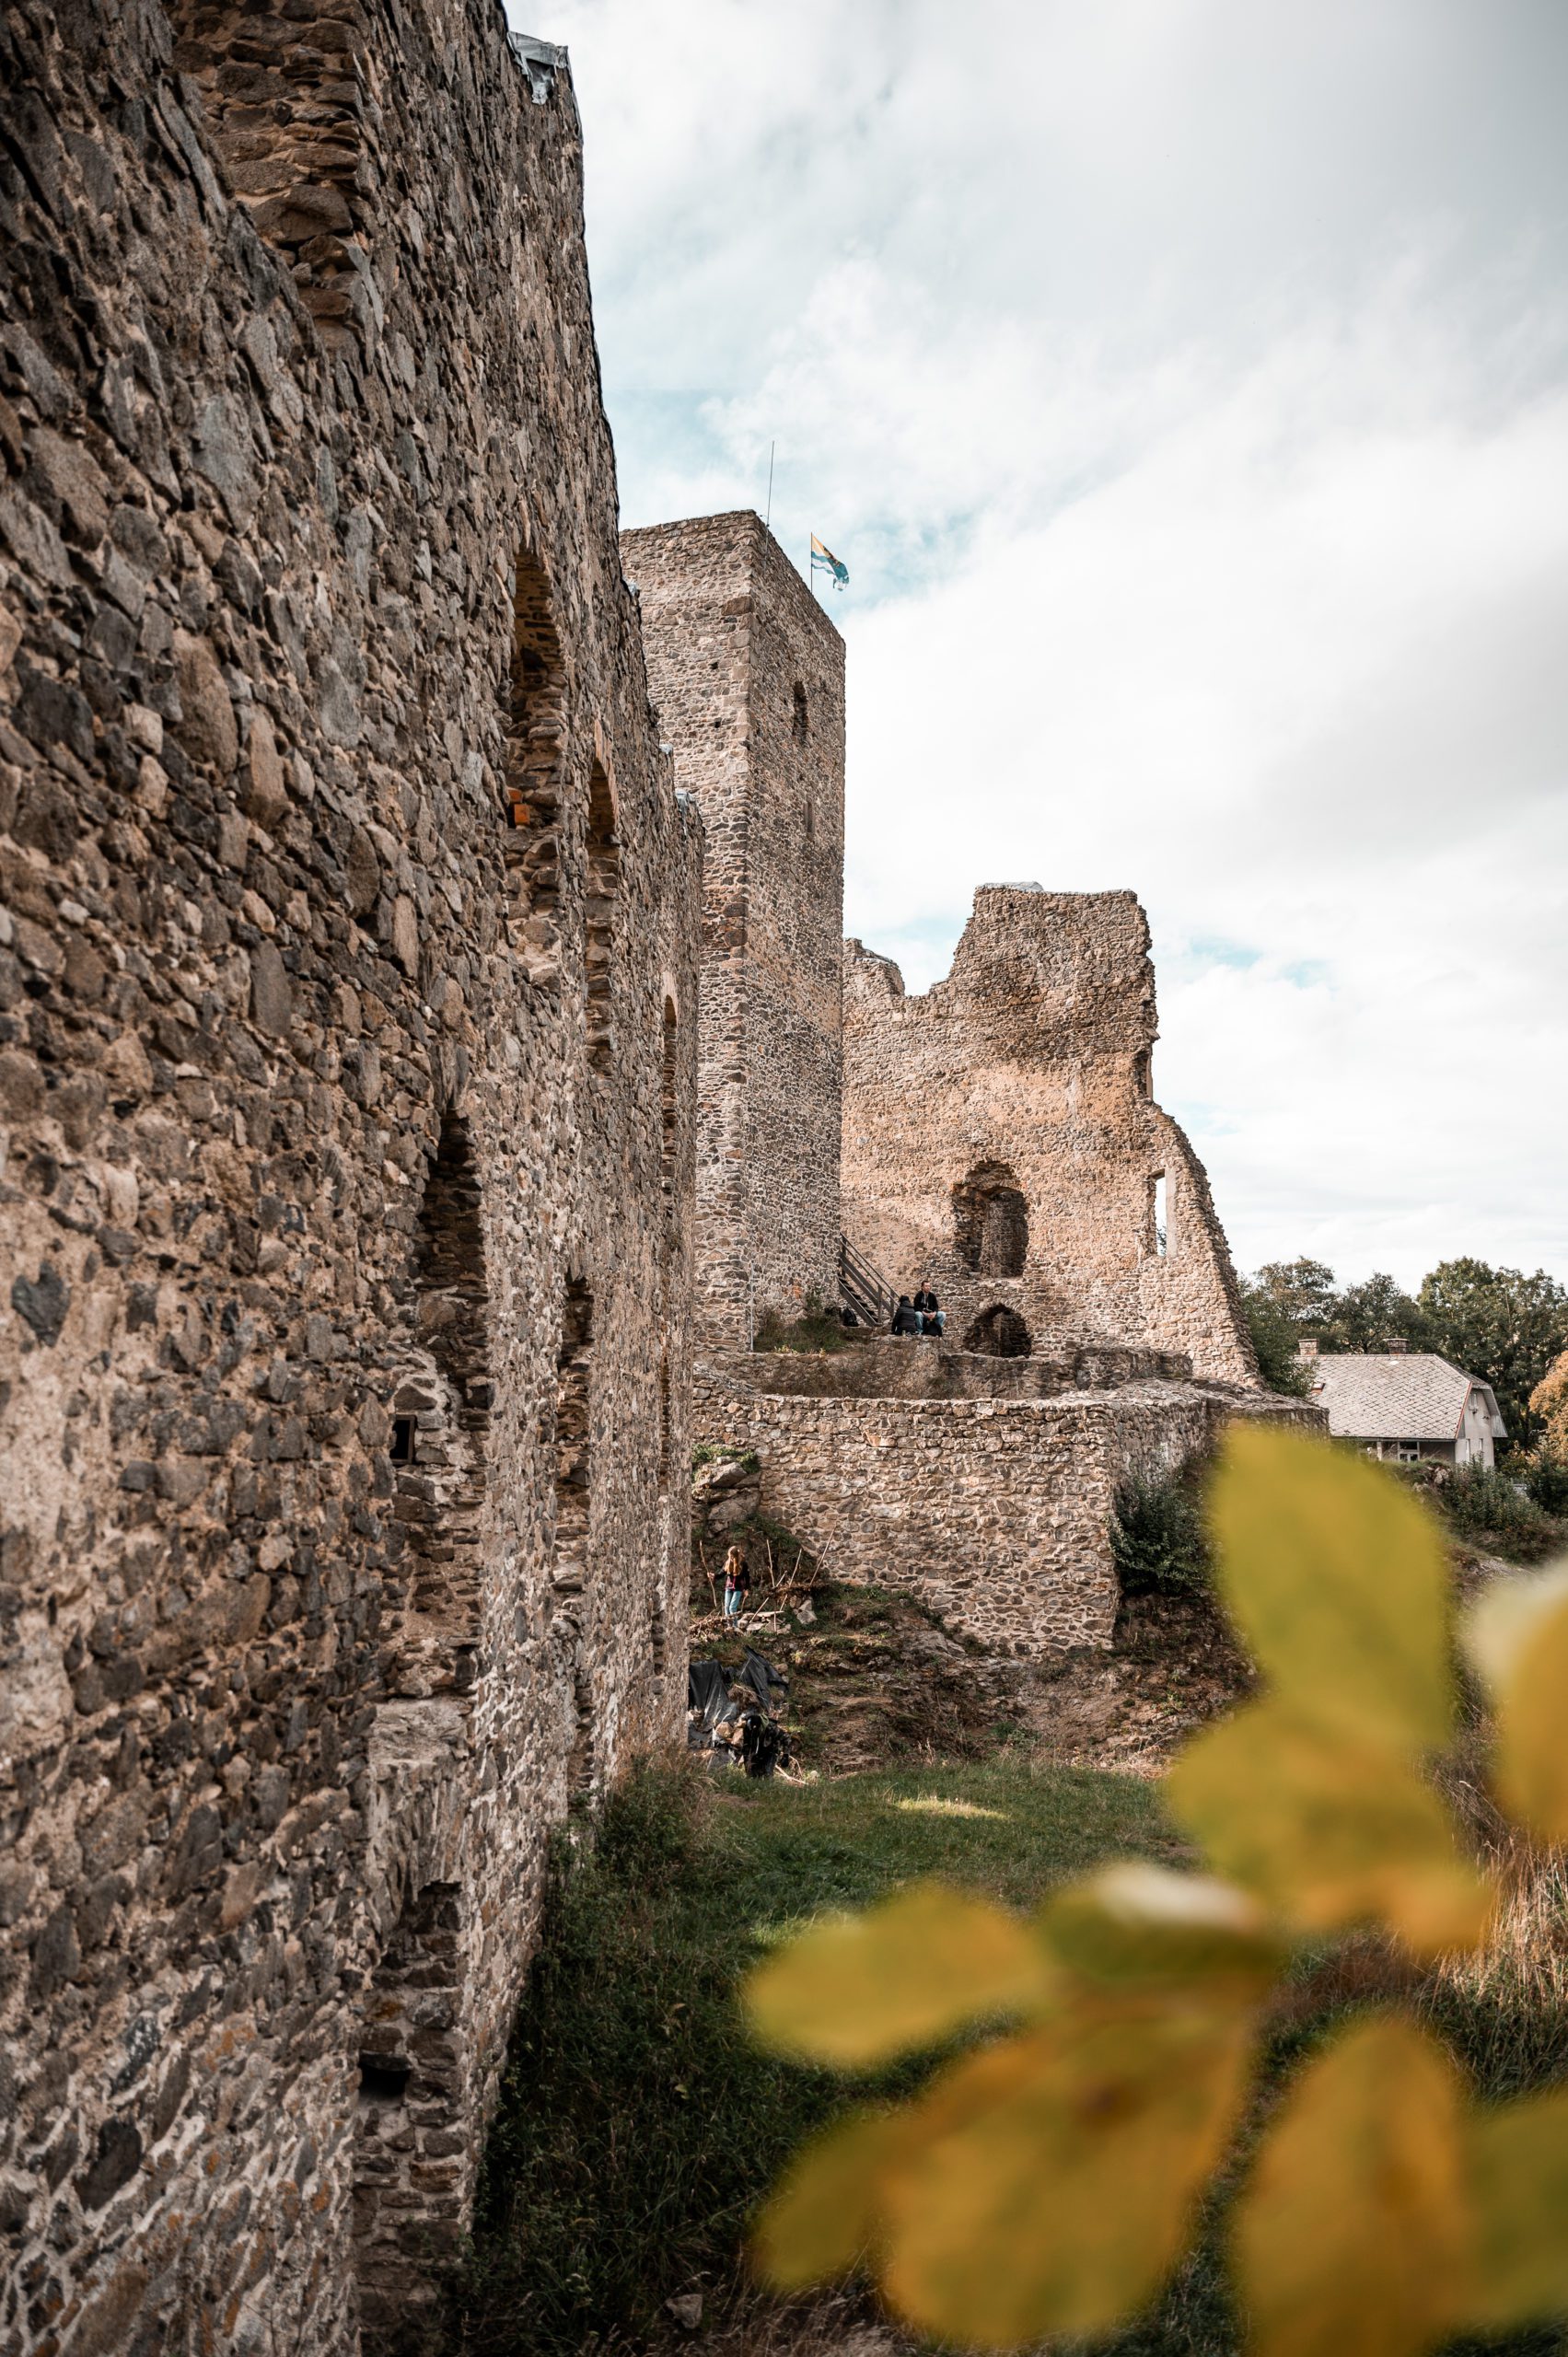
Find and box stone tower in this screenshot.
[621,513,846,1346]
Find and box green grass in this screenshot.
[448,1759,1568,2357]
[447,1758,1178,2354]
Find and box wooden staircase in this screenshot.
[838,1234,897,1331]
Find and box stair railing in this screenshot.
[839,1234,897,1331]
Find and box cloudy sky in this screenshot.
[514,0,1568,1290]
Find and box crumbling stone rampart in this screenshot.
[843,888,1259,1383]
[0,5,697,2351]
[696,1360,1318,1655]
[621,513,845,1346]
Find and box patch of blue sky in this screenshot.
[1185,935,1261,970]
[846,907,968,994]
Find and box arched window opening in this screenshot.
[550,1279,594,1598]
[353,1878,466,2353]
[961,1304,1033,1359]
[660,997,679,1217]
[792,680,808,742]
[170,5,375,354]
[953,1163,1028,1278]
[585,762,620,1072]
[386,1116,491,1699]
[502,552,568,986]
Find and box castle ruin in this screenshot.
[0,5,1307,2350]
[1,4,696,2348]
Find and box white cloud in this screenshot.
[514,0,1568,1288]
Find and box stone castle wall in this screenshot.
[0,5,698,2351]
[695,1358,1318,1655]
[842,888,1259,1383]
[621,513,844,1346]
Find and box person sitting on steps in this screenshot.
[912,1283,945,1337]
[890,1295,923,1337]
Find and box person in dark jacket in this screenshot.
[912,1285,944,1336]
[890,1295,922,1337]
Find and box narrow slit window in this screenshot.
[1153,1173,1167,1259]
[389,1415,416,1465]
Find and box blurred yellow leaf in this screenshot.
[1041,1863,1288,1998]
[879,1998,1256,2345]
[1463,1561,1568,1842]
[1465,2087,1568,2328]
[1235,2015,1472,2357]
[1212,1425,1453,1752]
[750,2106,899,2291]
[1167,1702,1493,1955]
[745,1881,1055,2069]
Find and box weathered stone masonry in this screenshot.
[843,888,1259,1383]
[697,1353,1318,1655]
[621,513,845,1347]
[0,6,699,2353]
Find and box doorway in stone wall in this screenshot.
[961,1303,1033,1358]
[953,1163,1029,1278]
[386,1114,492,1697]
[353,1877,468,2357]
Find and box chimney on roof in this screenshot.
[1296,1339,1318,1360]
[1387,1338,1408,1353]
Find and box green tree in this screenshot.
[1238,1257,1342,1395]
[1325,1271,1429,1354]
[1237,1278,1313,1396]
[1252,1257,1341,1329]
[1416,1260,1568,1449]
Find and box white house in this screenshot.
[1302,1347,1507,1469]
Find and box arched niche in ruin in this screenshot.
[961,1303,1033,1359]
[385,1114,493,1698]
[502,550,569,985]
[953,1162,1029,1279]
[352,1875,468,2354]
[584,761,621,1072]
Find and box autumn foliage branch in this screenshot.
[741,1425,1568,2357]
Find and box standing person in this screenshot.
[890,1295,922,1337]
[723,1544,751,1620]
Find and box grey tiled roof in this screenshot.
[1306,1353,1506,1442]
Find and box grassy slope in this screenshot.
[450,1759,1178,2355]
[450,1755,1568,2357]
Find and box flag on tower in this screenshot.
[809,534,849,590]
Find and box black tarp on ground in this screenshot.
[686,1651,792,1776]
